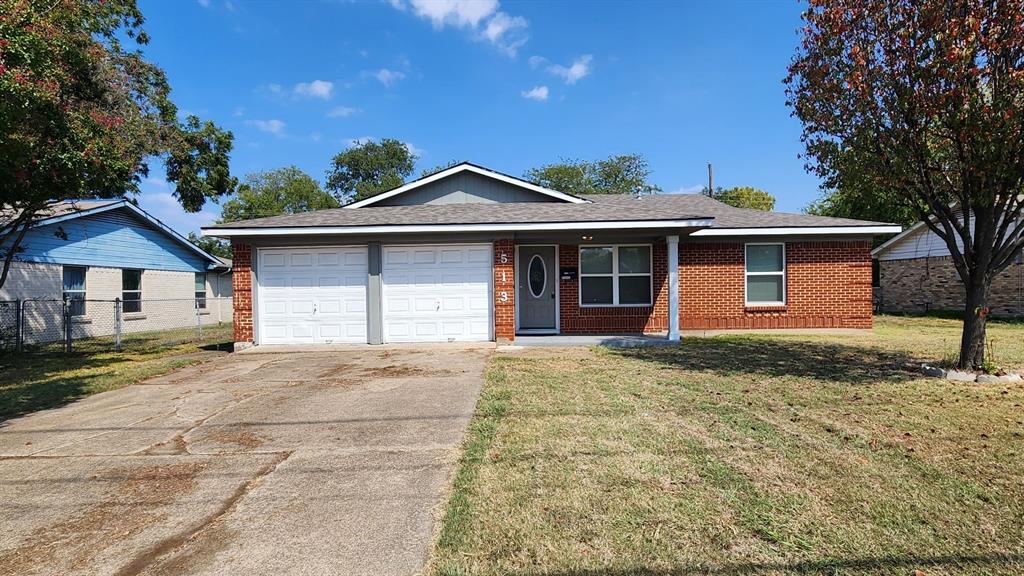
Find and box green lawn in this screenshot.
[432,315,1024,576]
[0,322,233,421]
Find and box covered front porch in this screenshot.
[498,229,691,342]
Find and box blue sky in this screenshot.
[135,0,817,235]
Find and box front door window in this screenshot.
[528,254,546,298]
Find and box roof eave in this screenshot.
[201,218,715,237]
[691,225,902,237]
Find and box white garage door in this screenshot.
[257,247,368,344]
[382,244,491,342]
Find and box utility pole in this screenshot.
[707,162,714,197]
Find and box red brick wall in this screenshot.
[558,243,670,333]
[232,241,254,343]
[680,241,873,329]
[493,239,515,341]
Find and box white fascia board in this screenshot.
[871,221,926,256]
[201,218,715,237]
[342,164,589,208]
[690,225,902,237]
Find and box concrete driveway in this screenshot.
[0,345,490,576]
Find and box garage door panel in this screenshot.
[258,247,368,344]
[382,244,490,343]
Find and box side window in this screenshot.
[195,272,207,309]
[745,244,786,305]
[122,269,143,313]
[62,266,87,316]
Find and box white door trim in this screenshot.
[514,244,560,335]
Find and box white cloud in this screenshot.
[266,83,283,94]
[136,181,219,237]
[528,55,547,69]
[197,0,210,7]
[294,80,334,99]
[371,68,406,87]
[393,0,528,56]
[548,54,593,85]
[409,0,498,28]
[665,184,704,195]
[327,106,360,118]
[246,119,286,136]
[232,106,245,117]
[404,142,426,157]
[481,11,527,56]
[521,85,548,101]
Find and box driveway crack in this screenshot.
[111,450,293,576]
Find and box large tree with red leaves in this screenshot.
[0,0,236,289]
[787,0,1024,369]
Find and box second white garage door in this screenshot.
[382,244,491,342]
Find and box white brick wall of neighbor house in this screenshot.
[0,262,233,343]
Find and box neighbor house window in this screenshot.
[122,269,142,313]
[195,272,207,309]
[579,245,652,306]
[62,266,86,317]
[745,243,786,305]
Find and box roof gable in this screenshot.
[19,200,222,269]
[343,162,589,208]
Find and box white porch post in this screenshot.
[667,235,680,341]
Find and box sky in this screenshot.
[134,0,819,236]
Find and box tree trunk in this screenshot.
[959,279,990,370]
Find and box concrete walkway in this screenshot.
[0,346,489,576]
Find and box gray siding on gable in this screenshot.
[374,172,559,206]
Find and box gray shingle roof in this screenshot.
[581,194,895,228]
[204,193,893,230]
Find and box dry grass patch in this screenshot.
[432,316,1024,576]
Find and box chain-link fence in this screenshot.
[0,297,232,353]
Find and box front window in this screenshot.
[62,266,86,317]
[122,269,142,313]
[745,243,786,305]
[579,245,652,306]
[195,272,207,309]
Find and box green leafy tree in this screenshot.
[219,167,338,223]
[326,139,417,203]
[0,0,236,289]
[524,154,662,195]
[187,231,231,259]
[704,186,776,211]
[786,0,1024,369]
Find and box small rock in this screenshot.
[976,374,1002,384]
[921,364,946,378]
[999,373,1023,383]
[945,370,977,382]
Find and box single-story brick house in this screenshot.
[873,212,1023,316]
[202,163,900,348]
[1,200,233,340]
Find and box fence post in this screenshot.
[115,298,122,352]
[63,296,72,353]
[15,299,22,353]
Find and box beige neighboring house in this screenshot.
[0,200,232,343]
[873,210,1023,316]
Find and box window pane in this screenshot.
[746,245,784,273]
[122,269,142,291]
[580,276,613,305]
[63,267,85,291]
[618,276,651,304]
[195,292,207,309]
[618,246,650,274]
[747,275,784,303]
[123,293,141,313]
[195,272,206,291]
[67,294,86,317]
[580,247,613,274]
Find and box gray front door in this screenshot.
[518,246,556,330]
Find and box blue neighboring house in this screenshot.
[1,200,232,337]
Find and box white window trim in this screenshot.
[744,242,786,307]
[578,244,653,307]
[62,265,87,317]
